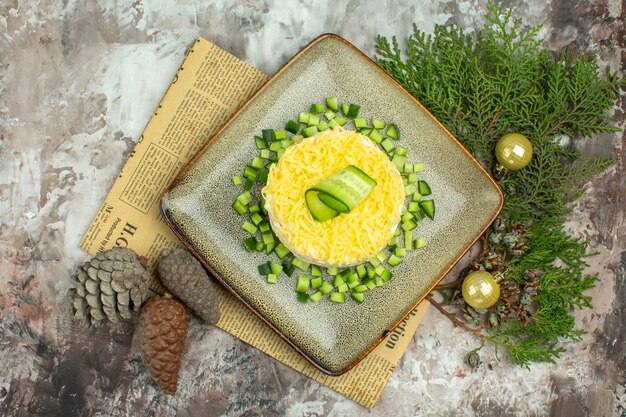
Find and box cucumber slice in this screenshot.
[308,165,377,215]
[417,180,432,196]
[305,190,339,221]
[297,292,309,303]
[341,103,350,116]
[318,192,349,213]
[311,277,323,289]
[387,123,399,140]
[298,112,310,124]
[419,199,435,219]
[326,97,339,111]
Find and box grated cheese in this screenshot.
[262,128,405,267]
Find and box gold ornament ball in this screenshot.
[495,133,533,171]
[462,270,501,309]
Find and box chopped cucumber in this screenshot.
[414,237,427,249]
[324,110,335,120]
[395,146,407,156]
[351,292,364,303]
[404,229,413,250]
[326,97,339,111]
[298,112,311,124]
[302,125,318,137]
[267,274,277,284]
[356,264,367,278]
[282,259,296,277]
[291,257,310,271]
[311,265,322,277]
[354,118,368,128]
[380,268,392,281]
[408,201,419,213]
[334,116,346,126]
[330,292,346,303]
[402,220,417,231]
[255,242,263,251]
[262,231,274,245]
[388,255,403,266]
[353,284,368,293]
[320,281,334,295]
[328,119,339,129]
[381,138,395,152]
[414,162,425,172]
[336,283,348,293]
[255,136,268,149]
[258,169,268,184]
[333,275,345,288]
[251,157,264,170]
[310,291,323,303]
[346,104,360,118]
[394,247,407,257]
[233,175,242,185]
[265,242,275,254]
[260,149,270,159]
[419,199,435,219]
[369,129,384,143]
[232,200,247,215]
[417,180,432,196]
[311,277,323,289]
[258,263,271,275]
[275,130,286,140]
[268,261,282,275]
[360,127,373,136]
[296,275,310,292]
[274,243,290,259]
[310,103,325,113]
[391,154,406,171]
[262,129,276,142]
[387,123,399,140]
[250,212,263,225]
[341,103,350,116]
[243,178,254,191]
[297,292,310,303]
[243,165,258,180]
[326,266,339,276]
[307,114,320,126]
[243,236,257,252]
[258,221,270,232]
[317,121,329,131]
[372,118,386,129]
[242,221,257,234]
[285,120,300,134]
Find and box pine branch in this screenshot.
[376,0,623,367]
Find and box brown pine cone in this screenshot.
[158,249,221,324]
[138,293,188,395]
[70,248,149,326]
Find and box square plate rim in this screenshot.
[160,33,504,375]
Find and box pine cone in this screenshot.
[158,249,221,324]
[69,248,149,326]
[139,293,188,395]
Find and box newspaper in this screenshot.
[80,37,428,409]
